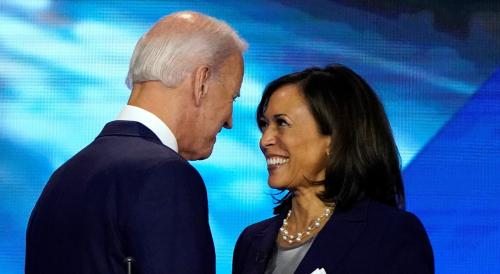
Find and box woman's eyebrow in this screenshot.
[262,113,289,121]
[273,113,287,119]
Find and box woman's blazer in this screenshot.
[233,199,433,274]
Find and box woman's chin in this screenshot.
[267,178,289,190]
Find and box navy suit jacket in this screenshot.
[26,121,215,274]
[233,199,433,274]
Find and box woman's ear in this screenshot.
[193,65,210,107]
[325,136,332,157]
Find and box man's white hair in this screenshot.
[126,11,247,89]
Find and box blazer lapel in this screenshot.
[295,200,370,274]
[247,214,284,274]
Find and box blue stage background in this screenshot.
[1,1,499,273]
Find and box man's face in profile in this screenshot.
[192,53,244,160]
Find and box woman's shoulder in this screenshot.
[366,200,426,229]
[364,199,431,250]
[364,200,434,272]
[239,214,282,237]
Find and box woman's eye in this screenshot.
[258,120,268,130]
[276,118,289,127]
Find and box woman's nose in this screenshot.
[260,127,276,149]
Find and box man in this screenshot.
[25,11,246,274]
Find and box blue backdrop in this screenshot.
[1,0,499,273]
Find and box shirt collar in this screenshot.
[116,105,178,152]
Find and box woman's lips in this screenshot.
[266,156,289,170]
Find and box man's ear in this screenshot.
[193,65,210,107]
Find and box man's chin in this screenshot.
[194,154,210,161]
[190,146,214,161]
[182,138,216,161]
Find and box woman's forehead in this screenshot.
[264,86,312,119]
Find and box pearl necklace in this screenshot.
[279,205,335,244]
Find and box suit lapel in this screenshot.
[294,200,370,274]
[247,214,284,274]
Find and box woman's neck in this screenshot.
[288,186,329,234]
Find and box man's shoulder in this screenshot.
[67,131,185,170]
[53,134,202,192]
[93,130,180,159]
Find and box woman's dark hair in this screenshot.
[257,64,405,212]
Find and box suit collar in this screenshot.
[251,199,371,274]
[97,120,164,147]
[116,105,178,152]
[295,199,370,274]
[248,211,287,274]
[329,198,370,222]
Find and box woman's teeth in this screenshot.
[267,157,289,166]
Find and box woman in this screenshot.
[233,65,433,274]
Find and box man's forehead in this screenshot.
[223,53,243,73]
[218,53,243,97]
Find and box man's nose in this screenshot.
[223,114,233,129]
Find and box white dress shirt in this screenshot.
[116,105,178,152]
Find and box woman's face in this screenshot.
[259,84,331,191]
